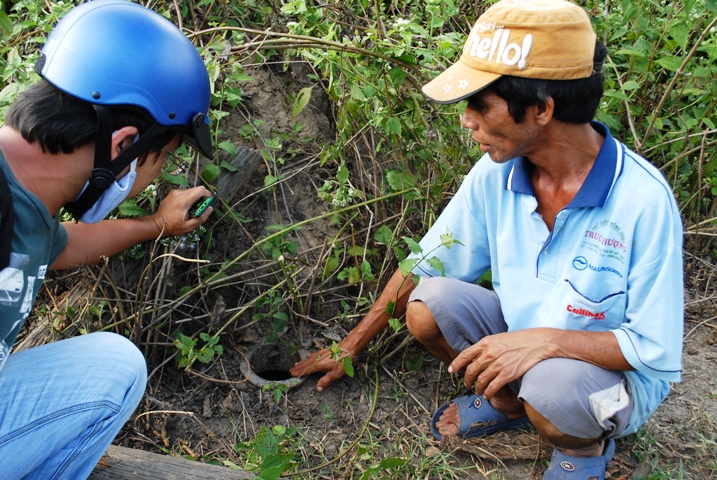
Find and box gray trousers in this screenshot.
[408,276,633,440]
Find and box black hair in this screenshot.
[487,41,608,124]
[5,80,176,165]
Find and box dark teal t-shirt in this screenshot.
[0,150,67,370]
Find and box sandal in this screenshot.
[430,393,530,440]
[543,438,616,479]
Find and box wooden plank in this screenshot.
[211,146,263,202]
[89,445,254,480]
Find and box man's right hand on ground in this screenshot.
[289,346,352,392]
[290,269,413,392]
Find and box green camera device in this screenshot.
[190,196,214,217]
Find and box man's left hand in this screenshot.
[151,186,213,237]
[449,329,552,399]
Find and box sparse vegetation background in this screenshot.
[2,0,717,478]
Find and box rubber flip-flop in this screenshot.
[543,437,616,479]
[430,393,530,440]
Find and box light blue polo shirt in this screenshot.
[412,123,683,435]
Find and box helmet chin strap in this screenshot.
[64,105,169,221]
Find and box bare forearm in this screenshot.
[452,327,633,398]
[52,216,163,269]
[52,187,211,270]
[456,327,633,374]
[343,268,417,355]
[290,268,419,391]
[548,328,633,371]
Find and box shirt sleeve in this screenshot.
[612,190,683,382]
[49,218,68,265]
[410,159,492,282]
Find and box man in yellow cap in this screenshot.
[292,1,683,478]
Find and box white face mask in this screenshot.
[76,131,140,223]
[77,158,138,223]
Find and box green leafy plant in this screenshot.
[318,164,364,207]
[260,225,298,261]
[385,231,463,333]
[328,340,354,378]
[253,289,289,344]
[236,425,298,480]
[337,260,375,285]
[174,332,224,370]
[262,383,289,404]
[321,404,334,420]
[404,353,424,373]
[359,457,407,480]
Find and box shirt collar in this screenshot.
[507,122,622,208]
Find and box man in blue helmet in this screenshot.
[0,1,215,477]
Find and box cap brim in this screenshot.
[422,59,502,104]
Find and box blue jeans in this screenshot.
[0,332,147,480]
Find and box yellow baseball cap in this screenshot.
[422,0,597,104]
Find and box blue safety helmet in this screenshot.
[35,0,213,160]
[34,0,213,219]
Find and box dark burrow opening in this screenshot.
[247,342,299,383]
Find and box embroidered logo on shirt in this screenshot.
[580,219,628,265]
[566,304,606,320]
[572,256,623,278]
[572,256,588,270]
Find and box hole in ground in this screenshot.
[255,370,293,381]
[248,342,299,382]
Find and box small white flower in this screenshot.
[391,17,410,29]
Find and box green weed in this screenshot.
[235,425,298,479]
[174,332,224,370]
